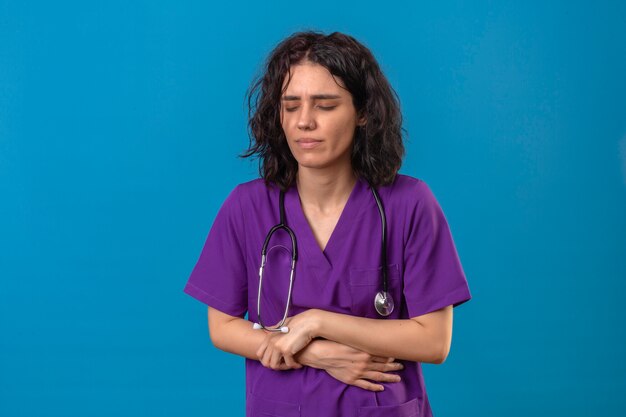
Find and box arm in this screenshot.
[208,307,371,369]
[208,306,405,391]
[258,305,453,367]
[208,306,303,369]
[314,305,453,364]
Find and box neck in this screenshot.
[295,165,358,214]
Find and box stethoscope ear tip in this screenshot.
[253,322,262,330]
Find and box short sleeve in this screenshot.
[182,185,248,318]
[403,180,472,318]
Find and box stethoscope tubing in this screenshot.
[253,179,390,333]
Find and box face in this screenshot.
[279,61,365,173]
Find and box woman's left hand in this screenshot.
[256,309,321,370]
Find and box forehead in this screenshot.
[281,62,347,96]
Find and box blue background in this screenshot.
[1,1,625,416]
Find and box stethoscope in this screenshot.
[252,179,394,333]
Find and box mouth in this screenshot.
[295,138,323,149]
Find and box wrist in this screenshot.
[294,339,325,369]
[305,309,325,338]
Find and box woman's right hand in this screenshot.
[295,339,404,392]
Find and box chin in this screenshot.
[296,159,336,171]
[296,161,326,169]
[294,154,323,165]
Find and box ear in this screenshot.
[357,115,367,126]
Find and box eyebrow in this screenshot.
[281,94,342,101]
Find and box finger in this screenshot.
[282,351,294,367]
[261,345,273,368]
[363,371,402,383]
[283,352,301,369]
[365,361,404,373]
[256,346,266,360]
[364,362,387,372]
[277,363,293,371]
[270,347,284,370]
[256,341,267,360]
[352,379,384,392]
[370,356,396,363]
[389,361,404,371]
[382,361,404,372]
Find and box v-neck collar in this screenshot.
[284,175,369,271]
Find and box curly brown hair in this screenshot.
[239,30,406,191]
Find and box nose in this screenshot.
[297,103,316,130]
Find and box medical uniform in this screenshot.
[183,174,472,417]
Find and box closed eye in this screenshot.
[284,105,337,112]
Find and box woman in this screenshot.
[183,30,472,417]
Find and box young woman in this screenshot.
[183,30,472,417]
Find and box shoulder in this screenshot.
[382,173,438,209]
[234,177,278,197]
[228,177,278,209]
[213,178,275,229]
[381,174,446,237]
[388,173,428,193]
[380,175,451,245]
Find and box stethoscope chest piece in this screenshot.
[374,291,394,316]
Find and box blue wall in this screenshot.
[1,1,625,416]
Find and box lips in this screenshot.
[295,138,322,149]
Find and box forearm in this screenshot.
[212,317,268,360]
[213,317,323,365]
[294,338,333,369]
[312,310,443,364]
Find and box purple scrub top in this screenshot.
[183,174,472,417]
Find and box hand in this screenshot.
[296,339,404,392]
[256,330,302,371]
[256,310,320,370]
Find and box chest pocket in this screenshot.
[349,264,402,319]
